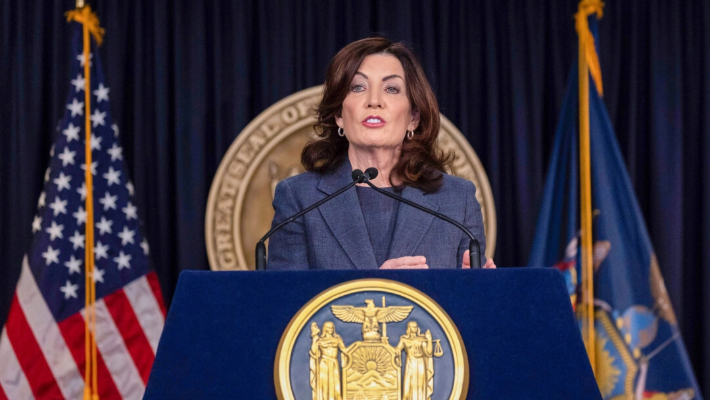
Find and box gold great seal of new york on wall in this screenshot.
[205,86,496,270]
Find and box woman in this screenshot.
[267,37,495,270]
[309,322,347,400]
[394,321,435,400]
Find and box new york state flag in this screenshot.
[528,4,702,400]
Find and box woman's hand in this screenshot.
[379,256,429,269]
[462,250,496,269]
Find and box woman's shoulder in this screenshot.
[273,169,330,204]
[278,170,322,187]
[278,161,350,192]
[435,173,477,195]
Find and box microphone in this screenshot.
[255,169,367,270]
[361,167,482,269]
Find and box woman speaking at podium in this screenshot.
[267,37,495,270]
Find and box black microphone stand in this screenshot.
[361,168,482,269]
[254,170,366,270]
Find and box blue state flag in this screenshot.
[528,5,702,400]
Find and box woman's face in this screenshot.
[407,321,418,334]
[336,54,419,151]
[323,323,334,335]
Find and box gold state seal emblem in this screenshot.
[275,279,467,400]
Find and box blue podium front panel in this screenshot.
[144,268,601,399]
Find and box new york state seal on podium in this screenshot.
[275,279,468,400]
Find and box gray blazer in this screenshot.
[266,160,487,270]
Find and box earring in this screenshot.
[406,130,414,140]
[338,127,344,137]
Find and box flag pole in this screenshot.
[81,12,97,399]
[578,27,596,377]
[81,10,98,400]
[576,0,605,378]
[66,3,104,399]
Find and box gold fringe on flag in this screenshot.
[65,4,104,400]
[66,5,105,45]
[576,0,604,96]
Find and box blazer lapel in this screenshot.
[387,186,438,259]
[317,161,379,269]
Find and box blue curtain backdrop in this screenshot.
[1,0,708,392]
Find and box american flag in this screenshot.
[0,18,165,400]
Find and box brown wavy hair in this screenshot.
[301,37,453,192]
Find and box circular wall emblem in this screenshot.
[205,86,496,270]
[274,279,468,400]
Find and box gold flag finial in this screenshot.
[575,0,604,96]
[66,5,105,46]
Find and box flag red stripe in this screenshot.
[146,272,166,317]
[57,312,122,400]
[96,347,121,400]
[103,289,154,384]
[123,276,164,354]
[5,296,64,400]
[0,380,8,400]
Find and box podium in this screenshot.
[144,268,601,399]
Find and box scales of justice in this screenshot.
[309,297,445,400]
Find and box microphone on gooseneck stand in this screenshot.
[361,167,482,269]
[255,169,367,270]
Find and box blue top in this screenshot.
[355,186,400,267]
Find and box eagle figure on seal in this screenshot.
[331,299,413,342]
